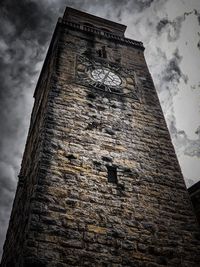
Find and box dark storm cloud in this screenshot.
[127,0,155,12]
[2,2,47,40]
[175,128,200,158]
[197,33,200,50]
[0,0,57,169]
[185,126,200,157]
[156,10,195,42]
[156,18,170,33]
[162,48,188,84]
[169,121,200,160]
[83,0,155,13]
[169,112,200,161]
[194,9,200,25]
[0,0,58,46]
[198,40,200,50]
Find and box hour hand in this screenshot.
[101,70,110,84]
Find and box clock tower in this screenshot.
[1,7,200,267]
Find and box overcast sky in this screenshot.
[0,0,200,259]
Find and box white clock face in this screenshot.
[90,68,121,87]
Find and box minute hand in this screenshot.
[101,70,110,84]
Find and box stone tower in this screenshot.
[1,7,200,267]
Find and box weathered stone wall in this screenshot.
[188,181,200,225]
[23,23,200,266]
[1,14,200,267]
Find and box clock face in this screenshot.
[90,68,121,87]
[76,54,141,100]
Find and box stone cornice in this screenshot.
[59,18,145,51]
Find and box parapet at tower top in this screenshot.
[63,6,127,37]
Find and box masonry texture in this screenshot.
[188,181,200,226]
[1,7,200,267]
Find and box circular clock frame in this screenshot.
[76,55,138,97]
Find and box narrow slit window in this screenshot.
[97,49,102,57]
[96,47,107,58]
[107,166,117,184]
[102,46,107,58]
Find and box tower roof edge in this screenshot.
[63,6,127,37]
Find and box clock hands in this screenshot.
[98,68,120,87]
[84,62,122,91]
[100,69,111,85]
